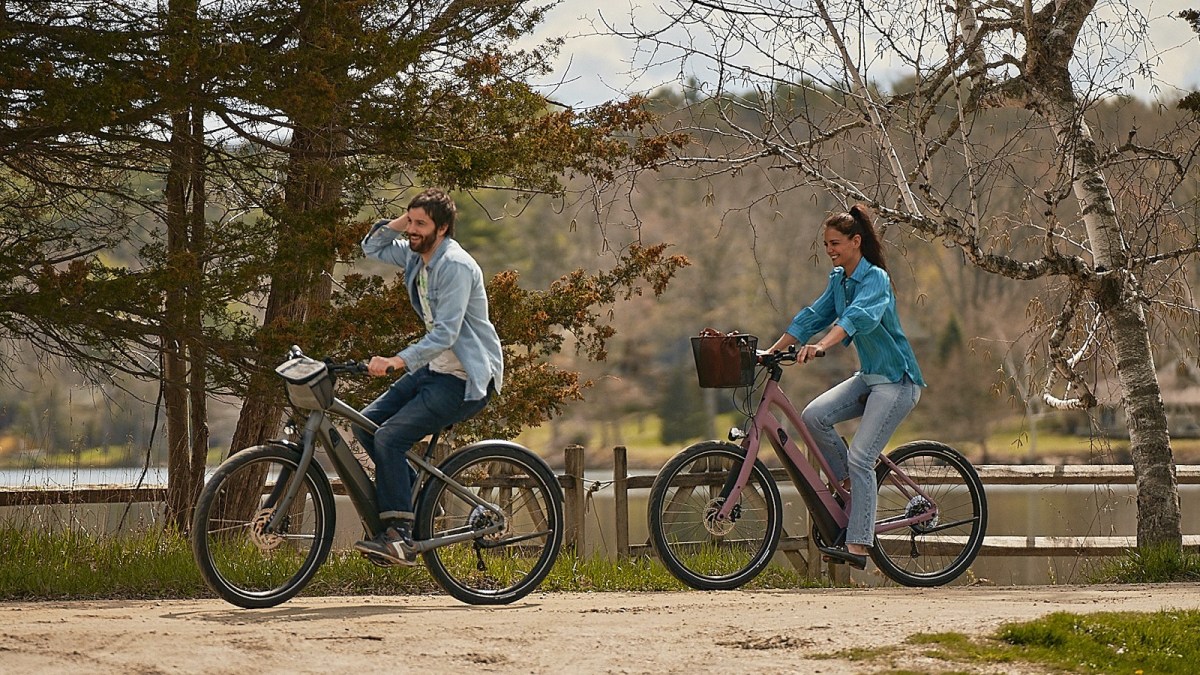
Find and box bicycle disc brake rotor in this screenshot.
[469,504,508,543]
[702,498,740,536]
[249,508,286,551]
[904,495,938,532]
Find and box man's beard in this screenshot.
[408,234,434,254]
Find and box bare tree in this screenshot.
[615,0,1200,548]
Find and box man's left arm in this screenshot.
[362,217,411,268]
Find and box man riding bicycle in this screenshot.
[352,188,504,566]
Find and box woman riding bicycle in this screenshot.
[767,204,926,570]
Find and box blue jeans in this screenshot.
[801,374,921,547]
[352,366,490,521]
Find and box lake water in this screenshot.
[3,467,1195,586]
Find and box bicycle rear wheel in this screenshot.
[871,440,987,587]
[415,442,563,605]
[192,444,335,608]
[647,441,782,590]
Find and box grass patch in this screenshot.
[0,527,821,601]
[1086,543,1200,584]
[997,610,1200,673]
[899,611,1200,674]
[906,631,1021,666]
[0,526,208,600]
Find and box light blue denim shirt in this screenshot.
[361,219,504,401]
[786,259,926,387]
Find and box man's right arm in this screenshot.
[362,217,410,268]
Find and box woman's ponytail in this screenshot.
[824,204,888,272]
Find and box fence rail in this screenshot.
[4,445,1198,570]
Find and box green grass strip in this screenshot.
[0,527,824,600]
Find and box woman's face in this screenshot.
[823,226,862,269]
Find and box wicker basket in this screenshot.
[690,331,758,388]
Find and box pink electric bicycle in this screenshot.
[648,345,987,588]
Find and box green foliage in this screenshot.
[657,365,709,445]
[0,0,695,492]
[935,315,964,364]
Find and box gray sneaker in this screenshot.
[353,526,419,567]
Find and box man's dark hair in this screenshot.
[407,188,456,237]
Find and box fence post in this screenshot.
[564,444,586,555]
[614,446,629,558]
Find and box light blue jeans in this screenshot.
[801,373,921,547]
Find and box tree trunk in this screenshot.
[1102,292,1180,547]
[163,0,208,532]
[163,101,192,531]
[1036,93,1182,549]
[185,103,210,527]
[227,122,344,455]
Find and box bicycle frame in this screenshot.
[715,366,940,546]
[266,394,508,554]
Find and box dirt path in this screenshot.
[4,584,1200,673]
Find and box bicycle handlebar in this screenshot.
[326,360,369,375]
[757,347,797,367]
[756,345,824,368]
[287,345,370,375]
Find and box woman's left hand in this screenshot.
[798,344,826,363]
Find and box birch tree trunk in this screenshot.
[1019,9,1182,548]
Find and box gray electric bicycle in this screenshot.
[191,346,563,608]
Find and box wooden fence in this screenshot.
[559,446,1200,577]
[4,445,1199,576]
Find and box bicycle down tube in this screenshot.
[716,376,844,540]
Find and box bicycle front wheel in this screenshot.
[871,440,988,587]
[415,442,563,605]
[191,444,336,608]
[647,441,782,590]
